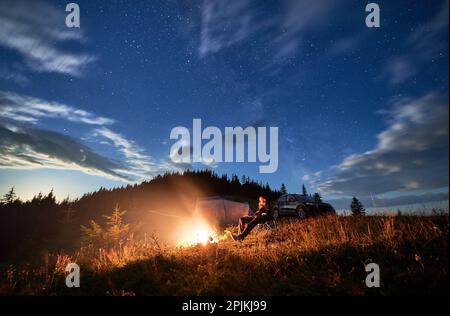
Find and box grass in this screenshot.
[1,214,448,295]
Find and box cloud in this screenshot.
[384,0,448,85]
[92,127,172,178]
[0,91,114,125]
[313,93,449,196]
[272,0,336,60]
[408,0,449,57]
[198,0,268,57]
[385,56,417,85]
[0,0,95,76]
[0,121,129,182]
[328,191,449,211]
[302,171,321,181]
[197,0,336,61]
[0,91,173,182]
[328,36,361,56]
[167,139,218,170]
[0,69,29,85]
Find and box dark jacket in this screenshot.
[254,205,272,218]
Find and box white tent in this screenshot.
[194,196,250,227]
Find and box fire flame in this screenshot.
[176,216,219,247]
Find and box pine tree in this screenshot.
[81,220,104,245]
[280,183,287,195]
[351,196,365,216]
[2,187,17,205]
[43,189,56,204]
[313,192,322,203]
[81,206,131,248]
[60,204,76,224]
[302,184,308,196]
[104,205,130,245]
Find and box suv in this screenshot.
[272,194,335,219]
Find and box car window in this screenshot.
[305,196,315,203]
[287,195,296,202]
[278,195,287,202]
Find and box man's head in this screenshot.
[258,196,267,207]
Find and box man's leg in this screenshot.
[238,216,253,235]
[239,215,273,240]
[239,216,264,240]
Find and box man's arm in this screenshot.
[254,206,269,217]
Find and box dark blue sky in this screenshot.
[0,0,448,204]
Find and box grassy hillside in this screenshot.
[1,214,448,295]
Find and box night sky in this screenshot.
[0,0,448,205]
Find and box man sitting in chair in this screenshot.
[232,196,273,241]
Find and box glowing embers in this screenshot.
[176,216,219,247]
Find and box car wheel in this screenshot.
[296,205,307,219]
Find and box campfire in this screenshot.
[176,216,219,247]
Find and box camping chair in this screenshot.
[257,214,277,231]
